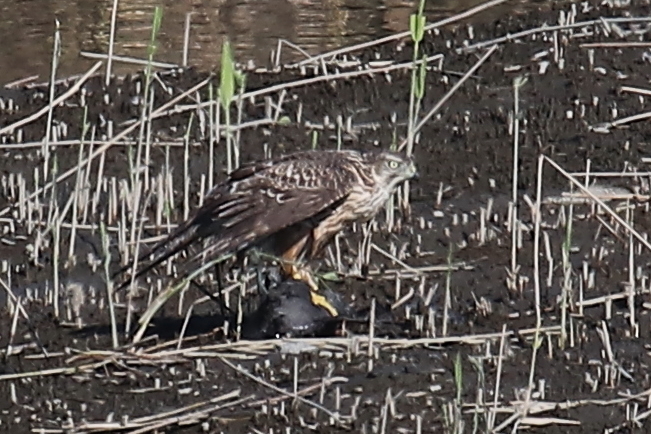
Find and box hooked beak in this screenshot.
[409,161,419,180]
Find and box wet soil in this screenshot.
[2,1,651,433]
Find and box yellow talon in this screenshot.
[287,264,339,317]
[290,266,319,292]
[310,291,339,317]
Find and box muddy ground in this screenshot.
[2,0,651,433]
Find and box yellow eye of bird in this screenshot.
[387,160,400,169]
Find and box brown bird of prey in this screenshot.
[115,149,418,315]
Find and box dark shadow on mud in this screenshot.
[70,313,224,342]
[70,274,375,342]
[70,274,422,343]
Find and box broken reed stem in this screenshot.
[442,245,452,337]
[0,359,111,382]
[183,114,194,220]
[398,44,499,152]
[488,324,508,430]
[132,9,160,242]
[289,0,506,67]
[234,81,245,169]
[368,298,376,373]
[0,76,212,219]
[218,356,345,425]
[105,0,119,86]
[47,153,61,317]
[100,221,119,348]
[128,143,144,264]
[182,12,192,67]
[498,154,542,430]
[144,89,155,192]
[125,188,154,335]
[560,198,573,349]
[534,155,543,329]
[293,355,299,401]
[45,152,58,232]
[460,16,651,53]
[208,84,216,190]
[60,325,564,367]
[160,54,442,121]
[177,304,194,350]
[131,254,233,343]
[370,243,421,275]
[82,127,97,225]
[273,39,314,68]
[81,51,178,68]
[43,19,61,182]
[0,279,28,332]
[236,283,244,341]
[52,210,61,318]
[627,201,636,330]
[523,333,542,425]
[0,61,103,137]
[67,109,90,264]
[3,75,38,88]
[511,76,526,272]
[544,156,651,252]
[8,296,21,355]
[492,335,542,432]
[122,87,155,324]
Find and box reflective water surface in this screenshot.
[0,0,511,84]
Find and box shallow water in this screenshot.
[0,0,501,84]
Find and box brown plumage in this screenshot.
[114,149,417,290]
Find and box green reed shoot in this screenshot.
[311,130,319,149]
[219,39,246,173]
[147,7,163,82]
[401,0,428,215]
[135,6,163,181]
[406,0,427,158]
[454,352,463,402]
[447,351,464,434]
[468,355,487,432]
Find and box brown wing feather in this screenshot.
[114,150,362,289]
[112,159,276,290]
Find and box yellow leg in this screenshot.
[310,292,338,317]
[287,264,319,291]
[284,263,339,317]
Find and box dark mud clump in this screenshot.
[3,1,651,433]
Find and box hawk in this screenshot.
[115,149,418,315]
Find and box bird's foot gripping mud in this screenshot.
[284,263,339,317]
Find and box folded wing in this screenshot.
[114,151,359,290]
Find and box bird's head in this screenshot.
[370,151,419,190]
